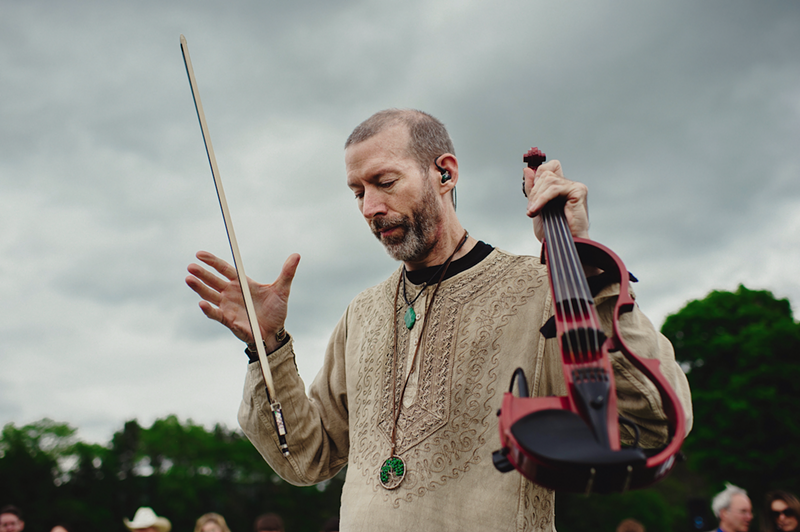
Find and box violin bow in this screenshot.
[180,35,289,456]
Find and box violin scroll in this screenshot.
[523,147,546,169]
[521,147,546,196]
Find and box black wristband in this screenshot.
[244,328,289,363]
[244,344,261,363]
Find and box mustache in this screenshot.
[370,215,407,234]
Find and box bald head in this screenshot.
[345,109,455,175]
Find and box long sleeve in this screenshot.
[595,284,694,447]
[238,313,351,486]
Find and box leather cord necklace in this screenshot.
[400,257,452,329]
[379,231,468,489]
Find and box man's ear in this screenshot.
[434,153,458,193]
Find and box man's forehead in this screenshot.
[346,124,410,158]
[345,124,417,179]
[730,494,751,508]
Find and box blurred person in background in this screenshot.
[0,506,24,532]
[253,514,284,532]
[617,518,645,532]
[763,491,800,532]
[711,483,753,532]
[194,513,232,532]
[123,507,171,532]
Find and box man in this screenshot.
[0,506,24,532]
[186,109,693,531]
[711,483,753,532]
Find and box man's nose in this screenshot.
[361,189,387,219]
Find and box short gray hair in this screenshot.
[711,483,748,518]
[345,109,455,175]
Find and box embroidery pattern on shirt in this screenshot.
[347,251,550,516]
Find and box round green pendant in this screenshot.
[404,307,416,329]
[379,455,406,489]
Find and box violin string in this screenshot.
[561,213,602,366]
[557,214,589,364]
[544,205,602,366]
[544,207,577,364]
[552,208,581,363]
[544,209,575,363]
[556,213,603,365]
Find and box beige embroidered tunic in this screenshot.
[238,249,693,531]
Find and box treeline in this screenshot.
[2,285,799,532]
[0,416,342,532]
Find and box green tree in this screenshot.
[556,479,683,532]
[1,417,344,532]
[0,419,80,531]
[661,285,800,498]
[101,416,343,532]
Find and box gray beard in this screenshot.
[370,184,442,263]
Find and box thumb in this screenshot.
[274,253,301,297]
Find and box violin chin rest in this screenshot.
[511,409,647,467]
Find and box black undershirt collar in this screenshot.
[405,241,494,285]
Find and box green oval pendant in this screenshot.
[404,306,416,329]
[379,455,406,489]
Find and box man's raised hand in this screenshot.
[185,251,301,353]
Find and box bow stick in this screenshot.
[180,35,289,456]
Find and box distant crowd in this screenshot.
[1,485,797,531]
[0,505,338,532]
[611,485,798,532]
[703,484,797,532]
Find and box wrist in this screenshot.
[245,327,289,362]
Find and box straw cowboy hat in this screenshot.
[123,507,172,532]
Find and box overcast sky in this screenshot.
[2,1,798,444]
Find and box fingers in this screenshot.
[197,299,224,322]
[196,250,237,280]
[525,160,568,217]
[273,253,301,298]
[186,249,303,348]
[523,160,590,240]
[187,260,230,295]
[186,251,241,318]
[185,270,226,307]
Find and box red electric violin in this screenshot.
[492,148,686,494]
